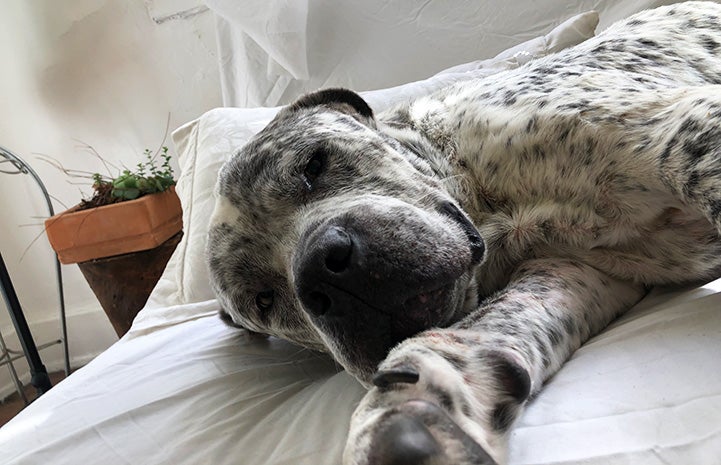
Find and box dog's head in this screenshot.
[208,89,484,383]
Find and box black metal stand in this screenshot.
[1,146,70,377]
[0,252,52,397]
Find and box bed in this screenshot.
[2,3,721,464]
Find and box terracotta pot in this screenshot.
[45,187,182,264]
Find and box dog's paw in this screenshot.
[343,335,530,465]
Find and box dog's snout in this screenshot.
[293,204,480,360]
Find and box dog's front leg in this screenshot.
[343,259,646,465]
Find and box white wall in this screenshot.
[0,0,221,397]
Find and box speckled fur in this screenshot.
[208,3,721,464]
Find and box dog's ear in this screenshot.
[288,88,375,126]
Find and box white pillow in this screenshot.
[142,11,598,314]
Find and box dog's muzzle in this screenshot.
[291,201,484,370]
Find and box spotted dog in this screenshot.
[208,2,721,464]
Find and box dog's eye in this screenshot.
[303,150,325,187]
[255,290,274,311]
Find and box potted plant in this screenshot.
[41,145,183,337]
[44,146,182,265]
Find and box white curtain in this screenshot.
[205,0,679,108]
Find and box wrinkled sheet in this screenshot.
[0,280,719,465]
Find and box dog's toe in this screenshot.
[370,400,499,465]
[371,366,420,388]
[372,412,442,465]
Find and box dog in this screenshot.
[207,2,721,464]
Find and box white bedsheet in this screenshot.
[1,279,719,464]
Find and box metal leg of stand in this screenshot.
[1,146,71,376]
[0,329,29,404]
[55,258,70,376]
[0,252,52,398]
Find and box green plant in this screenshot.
[81,146,176,209]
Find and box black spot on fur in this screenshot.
[710,199,721,219]
[426,384,455,412]
[558,127,571,143]
[701,35,720,51]
[526,116,537,133]
[487,351,532,402]
[532,144,545,160]
[561,315,577,336]
[623,63,637,72]
[661,135,679,162]
[443,353,468,372]
[461,401,472,417]
[547,323,564,347]
[679,117,702,134]
[684,171,701,196]
[491,402,518,432]
[503,90,517,105]
[485,161,499,176]
[682,127,721,159]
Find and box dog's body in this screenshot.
[208,3,721,464]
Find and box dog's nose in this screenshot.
[321,226,353,273]
[297,225,353,317]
